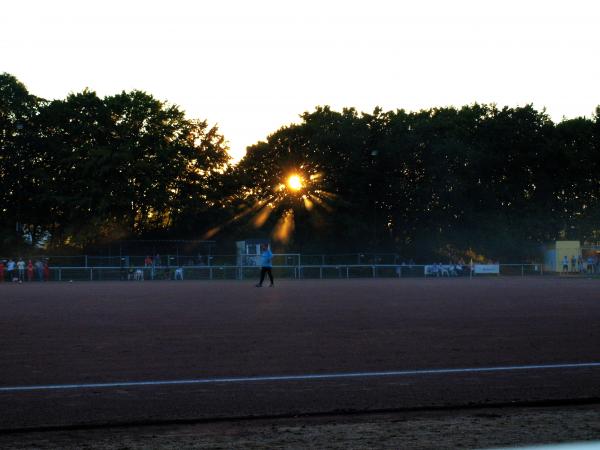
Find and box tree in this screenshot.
[1,74,230,249]
[0,73,44,248]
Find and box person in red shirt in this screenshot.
[0,260,5,282]
[26,260,34,282]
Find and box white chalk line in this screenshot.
[2,362,600,393]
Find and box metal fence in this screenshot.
[34,263,546,282]
[16,253,403,268]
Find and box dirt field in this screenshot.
[1,277,599,448]
[2,404,600,449]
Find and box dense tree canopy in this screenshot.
[1,73,599,261]
[0,73,230,249]
[232,105,600,259]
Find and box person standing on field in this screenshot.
[43,260,50,281]
[255,244,274,287]
[26,260,34,282]
[7,258,15,281]
[35,259,43,281]
[16,258,25,282]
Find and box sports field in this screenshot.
[1,278,600,447]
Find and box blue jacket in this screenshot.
[260,249,273,267]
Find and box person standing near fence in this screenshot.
[26,260,34,282]
[43,260,50,281]
[144,255,153,280]
[17,258,25,282]
[562,256,569,273]
[587,255,596,274]
[175,267,184,280]
[255,244,274,287]
[7,258,15,281]
[35,260,43,281]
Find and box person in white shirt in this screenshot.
[175,267,184,280]
[255,244,274,287]
[16,258,25,282]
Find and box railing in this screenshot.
[26,263,546,282]
[13,253,401,268]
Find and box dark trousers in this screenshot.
[259,267,274,285]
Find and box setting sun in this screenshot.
[287,174,303,191]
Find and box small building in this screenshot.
[544,240,581,272]
[236,239,271,267]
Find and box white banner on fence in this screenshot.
[424,265,464,276]
[473,264,500,274]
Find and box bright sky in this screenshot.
[1,0,599,161]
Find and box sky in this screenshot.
[1,0,599,161]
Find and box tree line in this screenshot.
[1,73,599,261]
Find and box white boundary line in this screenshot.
[2,362,600,393]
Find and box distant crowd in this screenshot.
[120,254,190,281]
[398,259,472,277]
[0,258,50,283]
[562,255,599,274]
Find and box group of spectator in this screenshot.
[142,254,209,268]
[397,259,470,277]
[562,254,599,274]
[119,254,185,281]
[0,258,50,283]
[427,262,466,277]
[422,260,470,277]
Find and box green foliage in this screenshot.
[232,104,600,260]
[0,73,44,249]
[0,74,230,250]
[1,73,598,261]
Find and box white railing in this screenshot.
[34,263,545,282]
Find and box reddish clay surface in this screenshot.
[1,277,599,430]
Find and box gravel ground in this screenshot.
[2,404,600,449]
[2,278,600,448]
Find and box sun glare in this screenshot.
[287,174,303,191]
[204,168,334,243]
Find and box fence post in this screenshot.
[209,267,213,280]
[521,265,524,277]
[320,267,323,279]
[372,265,375,278]
[58,268,62,281]
[346,266,349,279]
[90,268,93,281]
